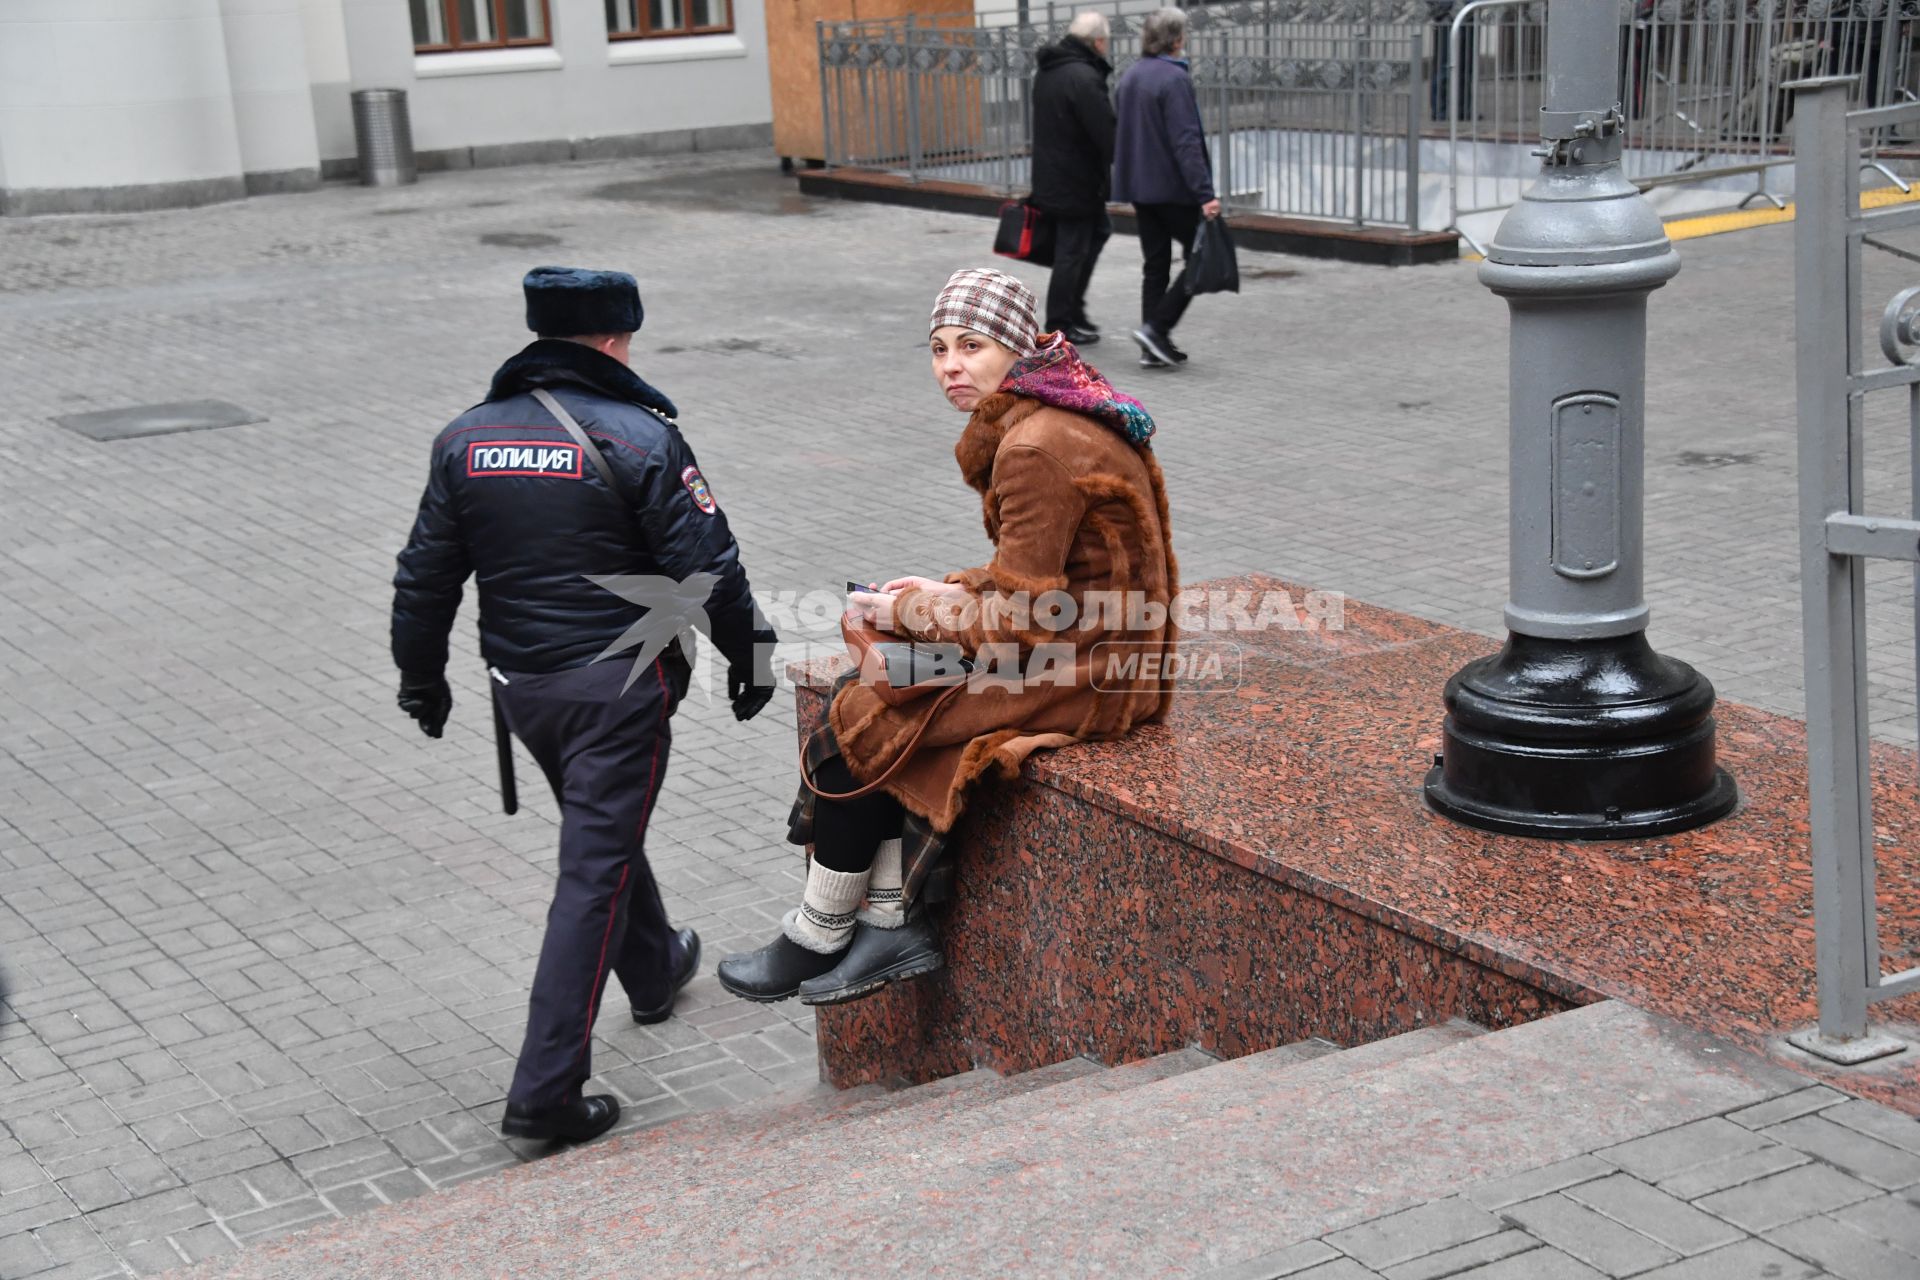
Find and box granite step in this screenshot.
[667,1006,1797,1277]
[548,1054,1098,1184]
[653,1045,1224,1206]
[182,1026,1475,1278]
[639,1025,1488,1262]
[185,1002,1807,1279]
[655,1039,1324,1201]
[807,1045,1238,1161]
[1085,1044,1226,1091]
[828,1039,1340,1162]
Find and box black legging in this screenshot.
[808,755,906,874]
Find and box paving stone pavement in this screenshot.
[1220,1086,1920,1280]
[0,151,1915,1275]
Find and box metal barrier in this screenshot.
[818,0,1430,229]
[1449,1,1920,252]
[819,2,1920,241]
[1788,74,1917,1067]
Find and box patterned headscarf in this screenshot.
[929,267,1039,356]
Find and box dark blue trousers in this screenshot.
[497,657,676,1110]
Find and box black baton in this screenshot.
[491,682,518,816]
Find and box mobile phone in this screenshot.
[847,580,891,595]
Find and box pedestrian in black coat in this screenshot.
[1030,12,1117,342]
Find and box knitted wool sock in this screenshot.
[784,862,867,954]
[857,837,907,929]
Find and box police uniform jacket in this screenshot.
[391,339,764,681]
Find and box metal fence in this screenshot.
[818,0,1431,228]
[1789,75,1920,1066]
[818,1,1920,240]
[1449,1,1920,249]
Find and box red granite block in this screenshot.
[792,575,1920,1113]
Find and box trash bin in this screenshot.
[351,88,417,187]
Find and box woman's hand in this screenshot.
[881,575,968,597]
[850,578,971,635]
[846,590,898,633]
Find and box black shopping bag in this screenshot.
[1185,216,1240,296]
[993,200,1056,268]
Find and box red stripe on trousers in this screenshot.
[574,659,671,1069]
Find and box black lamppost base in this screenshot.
[1423,631,1739,840]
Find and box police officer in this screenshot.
[391,266,776,1145]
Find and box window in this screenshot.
[412,0,551,51]
[606,0,733,39]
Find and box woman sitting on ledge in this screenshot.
[717,267,1178,1007]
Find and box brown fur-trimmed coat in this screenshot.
[827,389,1178,833]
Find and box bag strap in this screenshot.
[530,386,695,675]
[531,388,622,495]
[799,682,966,801]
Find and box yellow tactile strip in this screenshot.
[1459,183,1920,259]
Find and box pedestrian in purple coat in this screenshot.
[1111,7,1221,369]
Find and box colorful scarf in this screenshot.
[999,333,1157,445]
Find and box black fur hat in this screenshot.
[523,266,643,337]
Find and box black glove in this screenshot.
[397,672,452,739]
[727,629,778,722]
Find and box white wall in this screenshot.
[220,0,322,180]
[340,0,413,89]
[0,0,244,195]
[299,0,357,162]
[0,0,774,208]
[342,0,774,156]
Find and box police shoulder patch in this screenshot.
[681,465,718,515]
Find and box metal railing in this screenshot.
[1450,1,1920,251]
[819,2,1920,241]
[818,0,1431,229]
[1789,74,1918,1066]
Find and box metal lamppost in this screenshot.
[1424,0,1736,838]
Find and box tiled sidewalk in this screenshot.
[1224,1087,1920,1280]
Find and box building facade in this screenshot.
[0,0,774,216]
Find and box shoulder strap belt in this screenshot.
[798,683,966,801]
[531,388,621,495]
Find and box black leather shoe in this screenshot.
[716,931,846,1003]
[797,916,945,1006]
[500,1094,620,1143]
[1065,323,1102,345]
[631,927,701,1025]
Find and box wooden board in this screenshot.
[765,0,974,162]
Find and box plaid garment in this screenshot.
[929,267,1041,356]
[786,670,957,909]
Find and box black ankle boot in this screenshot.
[797,916,944,1006]
[500,1094,620,1143]
[631,927,701,1025]
[716,930,846,1003]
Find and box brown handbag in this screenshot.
[798,614,967,802]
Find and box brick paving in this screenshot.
[1226,1085,1920,1279]
[0,150,1914,1275]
